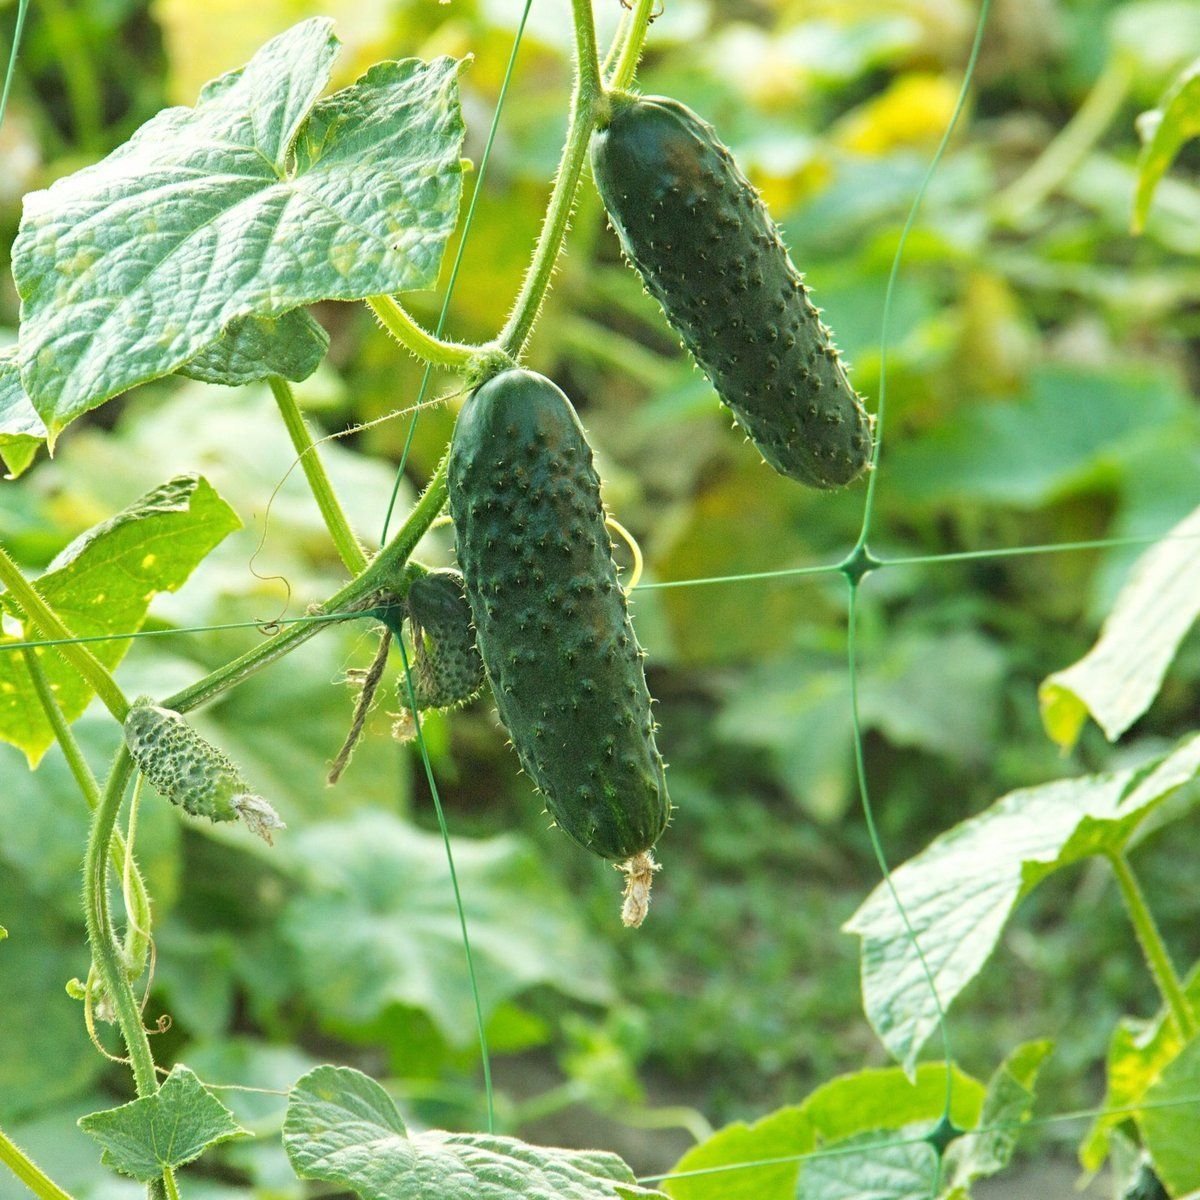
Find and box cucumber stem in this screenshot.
[608,0,657,91]
[368,296,485,369]
[0,1126,76,1200]
[268,376,368,575]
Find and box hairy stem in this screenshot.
[608,0,657,90]
[1108,850,1196,1039]
[23,647,151,968]
[0,1126,76,1200]
[268,376,368,575]
[0,546,128,721]
[82,748,159,1096]
[499,0,603,356]
[368,296,484,368]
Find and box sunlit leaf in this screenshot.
[798,1133,938,1200]
[1039,502,1200,749]
[0,346,46,479]
[283,1065,665,1200]
[0,474,240,764]
[1133,58,1200,232]
[1137,1032,1200,1195]
[12,18,465,443]
[844,735,1200,1072]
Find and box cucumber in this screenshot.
[124,700,283,843]
[447,368,670,872]
[591,94,872,489]
[397,567,485,713]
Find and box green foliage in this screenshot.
[283,1065,666,1200]
[0,345,44,478]
[78,1065,246,1182]
[10,18,466,442]
[178,310,330,388]
[0,474,239,764]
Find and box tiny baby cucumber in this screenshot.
[447,368,669,922]
[397,567,485,713]
[123,700,283,843]
[590,93,873,489]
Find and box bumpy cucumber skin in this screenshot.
[398,568,485,712]
[448,369,669,861]
[124,702,245,822]
[591,95,872,489]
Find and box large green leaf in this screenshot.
[0,345,45,478]
[0,474,240,764]
[279,811,614,1044]
[843,734,1200,1072]
[12,18,465,443]
[1133,57,1200,232]
[282,1065,665,1200]
[664,1064,984,1200]
[1040,502,1200,748]
[1137,1032,1200,1196]
[78,1065,247,1182]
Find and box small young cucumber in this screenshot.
[123,701,283,843]
[447,368,670,865]
[397,567,485,713]
[591,94,873,489]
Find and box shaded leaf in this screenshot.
[78,1065,246,1182]
[664,1064,983,1200]
[178,309,329,387]
[1137,1032,1200,1196]
[1041,502,1200,749]
[944,1040,1052,1188]
[12,18,465,442]
[283,1065,665,1199]
[798,1133,938,1200]
[0,345,46,478]
[279,811,614,1043]
[1133,58,1200,232]
[844,735,1200,1071]
[0,474,240,765]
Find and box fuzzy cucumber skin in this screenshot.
[399,568,485,712]
[124,702,245,822]
[591,94,872,489]
[448,368,669,861]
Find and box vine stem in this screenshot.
[267,376,368,575]
[1107,850,1196,1039]
[367,296,484,369]
[22,647,152,965]
[498,0,603,356]
[608,0,656,90]
[0,1127,76,1200]
[0,546,128,721]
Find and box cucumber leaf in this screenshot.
[664,1063,983,1200]
[12,18,465,444]
[278,811,615,1044]
[798,1134,938,1200]
[178,309,329,387]
[1138,1032,1200,1196]
[0,345,46,478]
[1040,501,1200,748]
[1133,57,1200,233]
[844,734,1200,1073]
[283,1065,665,1199]
[79,1065,247,1182]
[0,474,240,765]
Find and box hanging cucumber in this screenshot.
[591,93,873,489]
[398,567,485,714]
[124,700,283,843]
[447,368,669,925]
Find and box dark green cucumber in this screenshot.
[591,94,872,489]
[123,700,283,842]
[398,568,485,712]
[447,368,669,862]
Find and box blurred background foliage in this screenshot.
[2,0,1200,1194]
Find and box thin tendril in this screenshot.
[0,0,29,127]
